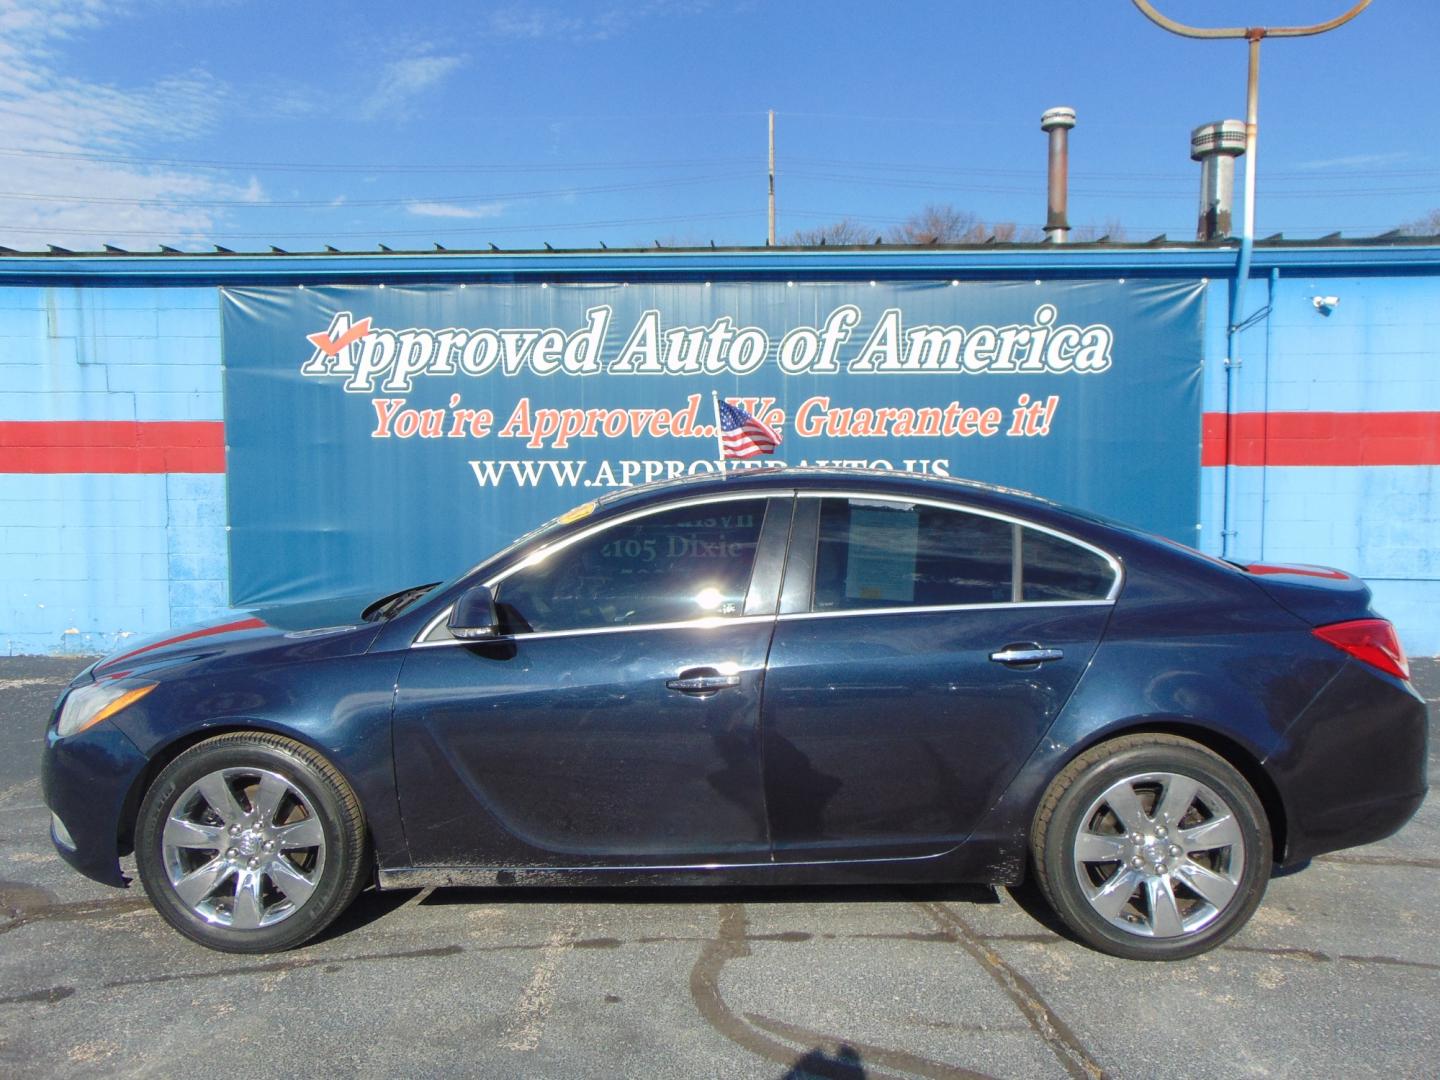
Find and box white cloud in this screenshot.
[405,200,507,220]
[487,8,587,39]
[359,54,465,121]
[0,0,253,249]
[1295,151,1410,172]
[485,2,712,42]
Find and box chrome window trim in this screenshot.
[798,489,1124,603]
[777,599,1113,624]
[414,490,790,646]
[413,486,1122,647]
[412,613,778,649]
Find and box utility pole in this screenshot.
[767,109,776,246]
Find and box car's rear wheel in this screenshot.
[1030,733,1271,960]
[135,733,367,953]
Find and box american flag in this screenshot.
[717,398,782,459]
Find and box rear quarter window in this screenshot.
[1022,528,1115,601]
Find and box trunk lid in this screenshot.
[1242,562,1374,626]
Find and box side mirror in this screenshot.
[447,585,500,640]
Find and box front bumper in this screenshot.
[40,719,150,888]
[1265,660,1429,865]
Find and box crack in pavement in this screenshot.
[915,901,1106,1080]
[0,944,465,1006]
[1316,852,1440,871]
[688,902,1000,1080]
[745,1011,997,1080]
[0,892,151,934]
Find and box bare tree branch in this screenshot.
[783,218,875,246]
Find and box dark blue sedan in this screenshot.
[41,469,1428,959]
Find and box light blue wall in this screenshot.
[1,261,1436,657]
[1199,272,1440,656]
[0,286,229,655]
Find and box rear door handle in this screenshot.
[989,645,1065,666]
[666,668,742,695]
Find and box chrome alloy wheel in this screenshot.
[1070,771,1246,939]
[161,767,326,930]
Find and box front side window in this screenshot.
[494,498,769,633]
[813,498,1013,611]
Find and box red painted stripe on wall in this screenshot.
[0,421,225,473]
[1203,411,1440,468]
[3,414,1437,473]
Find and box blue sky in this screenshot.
[0,0,1435,251]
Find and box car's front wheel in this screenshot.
[1030,733,1271,960]
[135,732,367,953]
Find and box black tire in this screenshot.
[1030,733,1271,961]
[135,732,368,953]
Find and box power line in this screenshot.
[0,171,758,209]
[0,144,763,175]
[0,144,1429,186]
[0,205,1408,245]
[788,157,1440,183]
[2,167,1430,213]
[783,169,1440,199]
[0,208,763,240]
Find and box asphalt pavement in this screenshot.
[1,655,1436,1079]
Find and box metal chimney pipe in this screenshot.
[1190,120,1247,240]
[1041,107,1076,243]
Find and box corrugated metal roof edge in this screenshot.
[1,235,1438,284]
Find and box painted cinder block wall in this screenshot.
[1,247,1437,656]
[0,285,229,656]
[1197,270,1440,655]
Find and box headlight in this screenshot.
[55,681,156,738]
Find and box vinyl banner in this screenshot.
[221,280,1204,605]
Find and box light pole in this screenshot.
[1132,2,1369,268]
[1131,0,1371,558]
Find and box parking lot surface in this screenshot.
[1,656,1436,1079]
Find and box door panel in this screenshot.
[761,603,1110,862]
[393,494,789,868]
[394,621,775,866]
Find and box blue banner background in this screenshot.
[221,279,1203,605]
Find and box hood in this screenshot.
[90,591,385,680]
[1242,563,1375,627]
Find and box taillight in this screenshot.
[1312,619,1410,681]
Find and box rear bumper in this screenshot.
[40,720,150,888]
[1265,660,1429,865]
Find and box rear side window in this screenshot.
[813,498,1012,610]
[1022,528,1115,601]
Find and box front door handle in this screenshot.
[667,667,742,695]
[990,645,1065,666]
